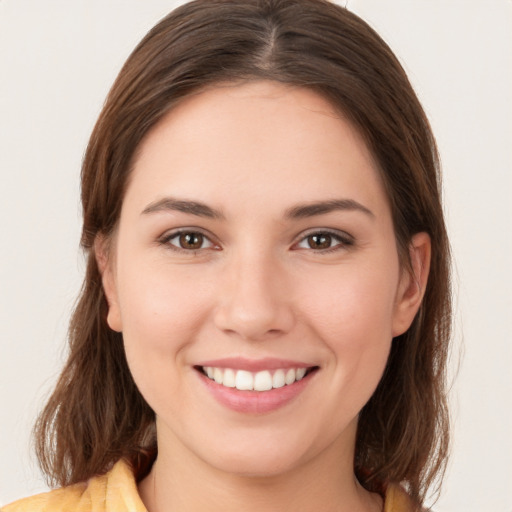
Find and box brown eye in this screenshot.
[295,230,353,253]
[178,232,204,249]
[162,230,216,252]
[307,233,333,249]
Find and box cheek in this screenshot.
[115,262,218,421]
[117,258,212,348]
[299,261,399,341]
[297,263,398,402]
[114,255,216,404]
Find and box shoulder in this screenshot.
[384,483,422,512]
[2,460,147,512]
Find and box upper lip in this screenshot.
[194,357,317,372]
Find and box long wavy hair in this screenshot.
[35,0,452,506]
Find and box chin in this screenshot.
[187,424,336,479]
[203,448,305,479]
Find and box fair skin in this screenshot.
[98,81,430,512]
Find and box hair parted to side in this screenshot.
[34,0,451,506]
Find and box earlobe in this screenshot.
[94,236,123,333]
[392,232,431,337]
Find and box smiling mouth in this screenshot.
[195,366,319,392]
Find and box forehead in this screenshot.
[126,80,388,217]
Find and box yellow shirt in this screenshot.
[3,460,416,512]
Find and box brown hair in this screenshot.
[35,0,451,506]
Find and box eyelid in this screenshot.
[292,228,355,251]
[158,227,220,252]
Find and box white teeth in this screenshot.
[254,371,273,391]
[272,369,285,388]
[296,367,307,380]
[235,370,254,390]
[285,368,296,385]
[213,367,223,384]
[202,366,311,391]
[223,368,236,388]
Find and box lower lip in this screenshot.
[197,370,315,414]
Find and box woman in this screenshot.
[4,0,451,511]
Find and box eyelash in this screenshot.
[158,229,218,254]
[294,229,354,253]
[158,229,354,254]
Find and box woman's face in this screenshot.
[101,81,426,477]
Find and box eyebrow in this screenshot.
[141,197,225,219]
[285,199,374,219]
[141,197,374,220]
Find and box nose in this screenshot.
[213,250,295,341]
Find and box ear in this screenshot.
[392,232,431,337]
[95,235,123,333]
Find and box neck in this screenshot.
[138,425,382,512]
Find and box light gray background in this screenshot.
[1,1,511,510]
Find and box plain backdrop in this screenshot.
[1,1,511,510]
